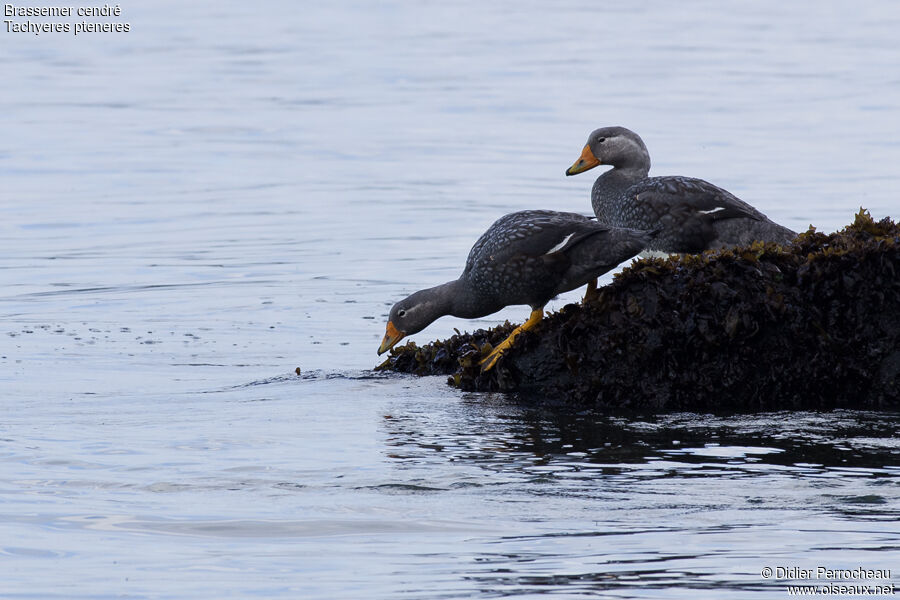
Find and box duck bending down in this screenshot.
[566,126,796,253]
[378,210,656,371]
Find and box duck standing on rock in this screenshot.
[566,126,796,253]
[378,210,656,371]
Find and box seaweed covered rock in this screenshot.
[377,210,900,411]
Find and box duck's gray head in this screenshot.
[377,287,449,355]
[566,126,650,175]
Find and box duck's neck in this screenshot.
[591,165,649,221]
[443,278,493,319]
[417,279,486,323]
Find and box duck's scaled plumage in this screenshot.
[378,209,655,370]
[566,126,796,253]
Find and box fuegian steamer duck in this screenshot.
[378,210,657,371]
[566,126,796,253]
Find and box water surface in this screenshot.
[2,1,900,598]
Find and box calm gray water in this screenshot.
[2,1,900,598]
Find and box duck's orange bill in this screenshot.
[565,144,601,176]
[378,321,405,355]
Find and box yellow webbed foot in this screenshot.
[582,278,598,304]
[479,309,543,372]
[480,336,516,372]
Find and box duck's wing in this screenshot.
[630,176,764,223]
[618,177,769,253]
[465,210,600,271]
[462,211,609,307]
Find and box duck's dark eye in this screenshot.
[597,137,606,144]
[397,309,407,318]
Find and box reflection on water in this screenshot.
[390,395,896,458]
[378,397,900,597]
[384,398,900,494]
